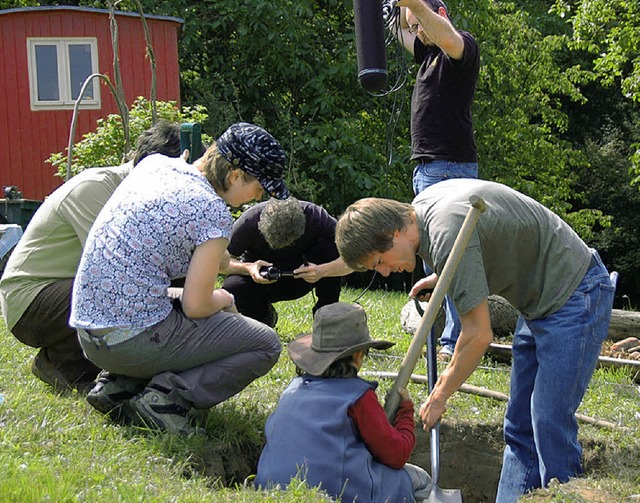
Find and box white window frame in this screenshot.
[27,37,101,111]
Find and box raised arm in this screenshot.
[387,2,416,54]
[397,0,464,60]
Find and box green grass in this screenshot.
[1,287,639,501]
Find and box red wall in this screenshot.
[0,7,182,200]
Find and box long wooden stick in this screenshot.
[369,371,629,432]
[487,342,640,383]
[384,195,486,421]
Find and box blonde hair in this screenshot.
[200,143,255,193]
[336,198,414,270]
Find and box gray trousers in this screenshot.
[80,306,281,409]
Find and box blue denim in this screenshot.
[412,160,479,197]
[495,251,615,502]
[413,160,478,349]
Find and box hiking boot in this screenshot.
[31,350,95,394]
[87,370,147,421]
[127,387,203,436]
[437,345,454,363]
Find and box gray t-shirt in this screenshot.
[413,179,592,319]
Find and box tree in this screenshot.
[3,0,639,299]
[553,0,639,102]
[47,98,210,178]
[552,0,640,182]
[441,0,608,233]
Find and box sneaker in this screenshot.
[31,350,95,394]
[86,371,147,422]
[127,387,202,435]
[437,345,454,363]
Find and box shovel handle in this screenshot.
[384,195,486,421]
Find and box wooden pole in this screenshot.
[384,195,486,421]
[367,371,629,432]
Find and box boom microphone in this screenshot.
[353,0,388,92]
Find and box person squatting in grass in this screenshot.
[0,122,184,393]
[69,122,288,435]
[334,178,615,502]
[222,197,353,328]
[255,302,432,503]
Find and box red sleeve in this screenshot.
[348,389,416,469]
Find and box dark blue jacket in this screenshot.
[255,375,414,502]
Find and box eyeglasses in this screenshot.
[408,23,420,35]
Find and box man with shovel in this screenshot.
[335,178,615,502]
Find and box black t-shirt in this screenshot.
[227,201,339,272]
[410,31,480,163]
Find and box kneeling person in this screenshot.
[255,302,431,502]
[0,122,183,392]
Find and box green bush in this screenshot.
[47,97,211,179]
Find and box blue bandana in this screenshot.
[216,122,289,200]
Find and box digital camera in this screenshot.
[259,266,295,281]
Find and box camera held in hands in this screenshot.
[259,266,296,281]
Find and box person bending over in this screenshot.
[223,197,352,327]
[334,179,615,502]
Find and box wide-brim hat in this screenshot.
[216,122,290,200]
[288,302,395,376]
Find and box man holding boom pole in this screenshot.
[389,0,481,361]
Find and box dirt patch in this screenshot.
[192,418,622,502]
[188,420,506,499]
[411,420,504,502]
[189,438,263,486]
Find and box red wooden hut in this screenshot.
[0,5,183,203]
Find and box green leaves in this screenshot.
[48,97,211,179]
[556,0,640,102]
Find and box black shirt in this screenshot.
[410,31,480,163]
[227,201,339,272]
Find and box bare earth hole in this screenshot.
[187,416,623,502]
[409,421,503,502]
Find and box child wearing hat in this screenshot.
[70,122,288,434]
[255,302,432,502]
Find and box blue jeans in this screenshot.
[495,251,615,502]
[413,160,479,349]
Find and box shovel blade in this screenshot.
[425,486,463,503]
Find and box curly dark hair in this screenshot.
[258,197,306,250]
